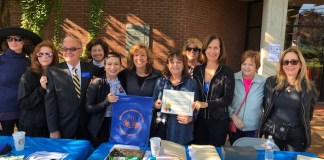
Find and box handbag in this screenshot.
[229,86,251,133]
[262,119,289,140]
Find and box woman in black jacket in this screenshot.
[18,40,59,137]
[86,52,126,148]
[260,46,317,151]
[86,38,109,77]
[192,34,235,147]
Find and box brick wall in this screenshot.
[8,0,249,71]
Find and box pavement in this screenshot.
[308,102,324,158]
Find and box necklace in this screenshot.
[286,85,294,93]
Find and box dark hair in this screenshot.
[162,51,190,78]
[86,38,109,59]
[30,40,59,75]
[202,34,226,65]
[241,50,261,70]
[1,37,35,55]
[104,51,122,64]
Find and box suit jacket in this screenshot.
[45,61,98,139]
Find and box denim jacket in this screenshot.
[152,76,198,145]
[228,71,266,131]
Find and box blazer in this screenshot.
[45,61,98,139]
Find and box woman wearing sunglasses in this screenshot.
[182,38,205,76]
[0,27,41,136]
[17,40,59,137]
[260,46,317,151]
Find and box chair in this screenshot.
[232,137,280,151]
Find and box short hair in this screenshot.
[127,44,153,74]
[30,40,59,74]
[104,51,122,64]
[241,50,261,70]
[63,34,82,48]
[86,38,109,59]
[182,38,205,63]
[162,51,190,78]
[202,34,226,65]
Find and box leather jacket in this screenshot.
[193,64,235,120]
[260,76,317,148]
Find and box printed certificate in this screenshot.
[161,89,194,116]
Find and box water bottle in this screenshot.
[264,135,275,160]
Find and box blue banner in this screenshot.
[109,95,154,147]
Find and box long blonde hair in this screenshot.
[275,46,311,92]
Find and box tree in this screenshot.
[0,0,10,28]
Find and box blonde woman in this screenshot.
[260,46,317,151]
[182,38,205,76]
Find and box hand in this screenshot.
[177,115,192,124]
[107,93,119,103]
[50,131,61,138]
[232,114,244,129]
[192,101,208,110]
[40,76,48,89]
[154,99,162,109]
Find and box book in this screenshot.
[106,145,145,160]
[189,144,220,160]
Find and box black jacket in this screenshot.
[86,77,111,138]
[17,70,47,128]
[193,64,235,120]
[260,76,317,148]
[118,68,161,97]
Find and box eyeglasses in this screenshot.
[7,37,23,42]
[282,59,300,66]
[36,52,53,58]
[61,47,81,52]
[186,47,201,52]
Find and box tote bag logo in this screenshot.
[110,95,153,146]
[119,109,144,136]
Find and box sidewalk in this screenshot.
[308,102,324,158]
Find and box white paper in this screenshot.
[267,44,281,62]
[26,151,68,160]
[161,89,194,116]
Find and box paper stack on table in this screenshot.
[297,155,323,160]
[188,144,221,160]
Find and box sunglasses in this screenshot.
[36,52,53,58]
[61,47,81,52]
[282,59,300,66]
[186,47,201,52]
[7,37,23,42]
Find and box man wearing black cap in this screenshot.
[45,35,98,139]
[0,27,41,136]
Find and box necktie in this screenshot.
[72,67,81,99]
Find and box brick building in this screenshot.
[7,0,266,71]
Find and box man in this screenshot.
[45,35,98,139]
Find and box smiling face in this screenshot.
[105,56,122,79]
[90,44,105,62]
[37,46,53,69]
[282,52,301,78]
[167,56,184,77]
[241,57,256,79]
[61,37,82,66]
[205,39,220,63]
[133,49,148,70]
[186,43,199,62]
[7,36,24,53]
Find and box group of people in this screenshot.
[0,27,317,152]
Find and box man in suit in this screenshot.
[45,35,98,139]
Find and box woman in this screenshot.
[260,46,317,152]
[192,34,235,147]
[228,50,266,145]
[152,52,198,145]
[182,38,205,76]
[86,52,126,148]
[86,38,109,76]
[17,40,59,137]
[118,44,160,96]
[0,27,41,136]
